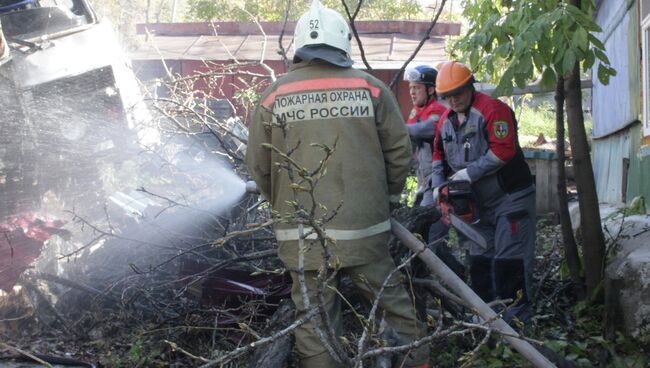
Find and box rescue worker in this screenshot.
[404,65,446,207]
[245,1,429,367]
[431,61,536,322]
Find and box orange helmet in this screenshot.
[435,61,475,97]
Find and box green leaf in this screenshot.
[538,37,553,64]
[540,67,557,88]
[494,78,514,97]
[547,339,569,351]
[572,27,589,51]
[515,72,528,88]
[469,49,479,69]
[588,33,605,50]
[566,353,579,360]
[565,4,591,26]
[583,50,596,70]
[553,48,566,65]
[594,48,610,64]
[522,29,537,44]
[597,63,610,84]
[494,42,511,56]
[562,49,577,75]
[608,66,617,77]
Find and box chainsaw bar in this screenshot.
[449,213,488,249]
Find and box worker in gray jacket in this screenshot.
[432,61,536,322]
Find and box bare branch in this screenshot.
[0,342,54,368]
[278,0,293,70]
[389,0,448,88]
[341,0,373,71]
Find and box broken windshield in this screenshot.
[0,0,95,41]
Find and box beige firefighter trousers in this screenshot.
[289,254,429,368]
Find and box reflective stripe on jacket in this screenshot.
[246,60,411,269]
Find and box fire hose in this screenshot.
[244,181,556,367]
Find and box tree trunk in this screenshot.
[564,62,605,298]
[554,75,584,298]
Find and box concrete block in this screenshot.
[603,215,650,343]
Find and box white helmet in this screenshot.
[294,0,352,57]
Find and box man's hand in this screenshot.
[451,168,471,183]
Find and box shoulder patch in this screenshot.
[493,120,509,139]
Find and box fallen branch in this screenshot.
[0,342,54,368]
[197,307,319,368]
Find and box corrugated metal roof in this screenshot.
[130,21,455,69]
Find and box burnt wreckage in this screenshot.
[0,0,145,291]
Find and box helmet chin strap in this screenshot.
[425,85,436,106]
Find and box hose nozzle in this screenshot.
[245,181,260,194]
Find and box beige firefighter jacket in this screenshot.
[246,60,411,270]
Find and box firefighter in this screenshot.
[431,61,536,322]
[245,1,429,367]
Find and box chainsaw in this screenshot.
[437,180,488,249]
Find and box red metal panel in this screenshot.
[0,215,66,292]
[180,60,235,100]
[396,79,415,121]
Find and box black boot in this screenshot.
[494,258,531,324]
[469,256,494,302]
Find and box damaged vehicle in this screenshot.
[0,0,147,221]
[0,0,149,292]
